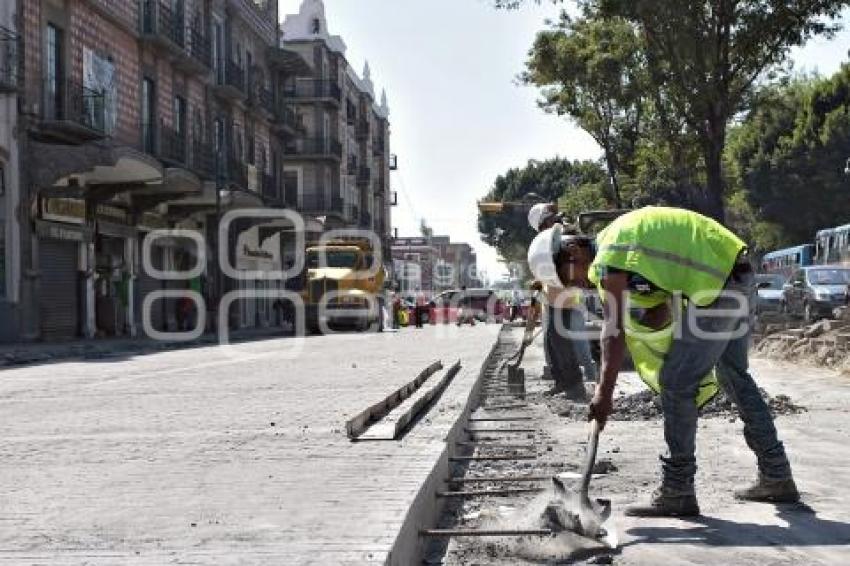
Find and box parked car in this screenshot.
[782,266,850,323]
[429,288,505,324]
[755,273,786,315]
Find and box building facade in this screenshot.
[279,0,395,254]
[391,236,481,297]
[0,1,20,342]
[0,0,394,343]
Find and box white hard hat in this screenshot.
[527,224,564,289]
[528,203,557,232]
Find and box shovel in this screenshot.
[548,418,612,539]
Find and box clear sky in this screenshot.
[278,0,850,283]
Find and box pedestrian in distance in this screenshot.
[527,206,799,518]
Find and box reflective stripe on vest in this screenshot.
[588,207,746,307]
[597,243,729,282]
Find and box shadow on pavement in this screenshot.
[624,503,850,547]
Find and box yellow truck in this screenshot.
[303,238,387,333]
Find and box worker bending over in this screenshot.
[527,206,798,517]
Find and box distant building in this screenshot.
[391,236,481,296]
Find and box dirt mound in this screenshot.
[611,388,806,421]
[756,311,850,370]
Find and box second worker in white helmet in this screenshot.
[527,204,598,399]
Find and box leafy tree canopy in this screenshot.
[477,158,607,264]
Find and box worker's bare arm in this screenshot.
[589,271,628,428]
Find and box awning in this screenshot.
[266,46,312,75]
[32,142,163,194]
[259,215,324,243]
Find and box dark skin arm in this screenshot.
[589,271,629,429]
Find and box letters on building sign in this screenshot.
[42,198,86,225]
[242,244,274,260]
[95,204,129,224]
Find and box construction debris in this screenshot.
[610,387,806,421]
[756,309,850,373]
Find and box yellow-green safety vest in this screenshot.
[624,314,719,408]
[588,207,746,307]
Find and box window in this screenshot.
[312,18,321,34]
[245,121,255,164]
[283,171,298,203]
[45,23,63,120]
[141,78,156,153]
[0,163,4,196]
[213,118,223,155]
[213,21,224,82]
[173,95,186,139]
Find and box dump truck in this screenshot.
[303,238,387,333]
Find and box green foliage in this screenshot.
[477,158,607,263]
[523,13,645,206]
[726,65,850,251]
[592,0,848,221]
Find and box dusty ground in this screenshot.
[438,327,850,565]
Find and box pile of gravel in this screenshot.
[611,388,806,421]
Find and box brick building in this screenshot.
[391,236,481,297]
[0,0,395,343]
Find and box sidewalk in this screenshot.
[0,326,291,368]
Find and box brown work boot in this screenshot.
[734,475,799,503]
[625,486,700,518]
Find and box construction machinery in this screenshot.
[303,238,386,333]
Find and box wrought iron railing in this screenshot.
[284,137,342,159]
[140,0,185,47]
[43,78,106,133]
[282,79,341,102]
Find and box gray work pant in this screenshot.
[545,306,598,390]
[658,269,792,491]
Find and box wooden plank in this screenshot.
[345,360,443,439]
[357,360,462,440]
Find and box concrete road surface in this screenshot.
[0,325,501,565]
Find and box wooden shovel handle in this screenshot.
[580,418,601,497]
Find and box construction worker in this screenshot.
[527,206,798,517]
[527,204,598,400]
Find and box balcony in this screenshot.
[390,191,398,206]
[0,25,20,93]
[248,79,274,116]
[359,210,372,229]
[282,137,342,161]
[272,105,303,136]
[390,154,398,171]
[301,192,345,215]
[355,120,369,141]
[373,136,386,156]
[158,123,187,166]
[184,25,211,73]
[190,140,216,180]
[224,154,248,189]
[262,173,279,202]
[214,60,246,99]
[39,78,106,143]
[282,79,341,105]
[356,167,371,187]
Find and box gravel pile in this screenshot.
[611,388,806,421]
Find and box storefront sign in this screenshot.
[96,204,129,224]
[35,220,92,243]
[42,198,86,225]
[242,244,274,261]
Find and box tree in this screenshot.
[726,65,850,248]
[478,158,608,263]
[594,0,848,221]
[523,13,646,207]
